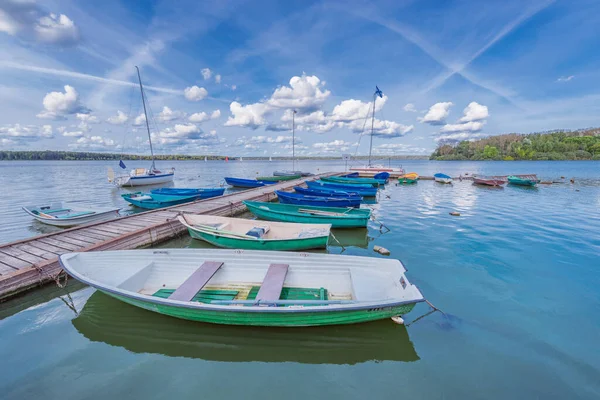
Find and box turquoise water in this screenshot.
[1,160,599,399]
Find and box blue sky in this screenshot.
[1,0,599,157]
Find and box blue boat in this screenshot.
[151,188,225,199]
[121,192,200,210]
[342,172,360,178]
[275,191,362,208]
[225,177,277,188]
[306,181,378,197]
[373,172,390,180]
[434,173,453,184]
[293,186,362,198]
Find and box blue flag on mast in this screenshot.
[375,86,383,98]
[119,160,127,169]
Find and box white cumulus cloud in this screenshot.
[459,102,489,122]
[156,106,186,122]
[215,74,221,84]
[224,101,269,129]
[35,13,79,45]
[267,74,330,111]
[201,68,212,80]
[37,85,88,120]
[184,85,208,101]
[403,103,417,112]
[107,110,128,125]
[419,102,453,125]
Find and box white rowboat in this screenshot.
[23,202,120,227]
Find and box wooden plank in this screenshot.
[74,229,116,241]
[58,235,97,247]
[61,232,98,245]
[169,261,224,302]
[95,223,137,234]
[26,240,68,255]
[0,247,47,265]
[38,237,80,251]
[14,244,58,260]
[0,261,18,274]
[0,251,32,269]
[256,264,289,302]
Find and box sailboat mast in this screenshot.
[292,110,296,171]
[136,66,155,171]
[369,91,376,167]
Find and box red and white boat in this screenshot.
[473,176,506,187]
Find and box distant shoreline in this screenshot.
[0,151,428,161]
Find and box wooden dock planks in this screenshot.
[0,173,336,300]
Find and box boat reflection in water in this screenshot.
[328,228,370,249]
[72,291,419,365]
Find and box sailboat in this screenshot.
[269,156,272,162]
[274,110,312,177]
[204,156,207,162]
[108,67,175,187]
[350,86,404,175]
[240,156,243,162]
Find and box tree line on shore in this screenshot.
[430,128,600,160]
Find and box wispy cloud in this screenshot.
[556,75,575,82]
[0,61,182,95]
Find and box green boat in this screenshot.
[256,175,301,182]
[398,172,419,184]
[507,175,540,186]
[321,176,385,187]
[59,249,425,327]
[243,201,371,228]
[178,214,330,251]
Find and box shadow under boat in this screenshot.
[328,228,370,249]
[72,291,420,365]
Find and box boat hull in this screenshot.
[293,186,362,198]
[24,209,119,227]
[225,177,274,188]
[122,192,199,209]
[276,191,362,208]
[473,178,505,187]
[116,172,174,187]
[350,166,404,173]
[244,201,370,228]
[321,176,386,187]
[187,227,329,251]
[104,291,416,327]
[151,188,225,198]
[256,175,301,182]
[306,181,378,197]
[398,178,418,184]
[507,176,539,186]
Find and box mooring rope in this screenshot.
[329,231,346,253]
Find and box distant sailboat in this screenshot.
[108,67,175,187]
[274,110,312,177]
[269,156,272,162]
[204,156,207,162]
[240,156,243,162]
[350,86,404,175]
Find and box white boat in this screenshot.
[434,173,453,184]
[269,156,272,162]
[59,249,425,326]
[204,156,208,162]
[108,66,174,187]
[273,170,313,177]
[23,202,120,227]
[350,165,405,174]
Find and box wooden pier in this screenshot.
[0,173,335,301]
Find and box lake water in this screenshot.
[0,160,599,399]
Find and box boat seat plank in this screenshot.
[255,264,289,302]
[168,261,224,302]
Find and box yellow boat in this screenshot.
[398,172,419,184]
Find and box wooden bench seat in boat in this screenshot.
[255,263,289,302]
[168,261,224,302]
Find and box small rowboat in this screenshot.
[434,173,452,184]
[225,177,277,188]
[398,172,419,184]
[473,176,505,187]
[22,203,120,227]
[321,176,386,187]
[274,170,313,177]
[151,187,225,199]
[306,181,378,197]
[59,249,425,327]
[341,172,360,178]
[178,214,330,251]
[293,186,361,198]
[507,175,540,186]
[121,192,199,209]
[256,175,301,182]
[73,290,419,363]
[350,165,404,174]
[276,190,362,208]
[244,201,371,228]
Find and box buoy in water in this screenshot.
[391,316,404,325]
[450,211,460,216]
[373,245,390,256]
[570,178,575,183]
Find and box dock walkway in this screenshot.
[0,173,335,301]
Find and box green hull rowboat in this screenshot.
[59,249,425,327]
[321,176,385,187]
[256,175,301,182]
[178,214,330,251]
[507,175,540,186]
[244,201,371,228]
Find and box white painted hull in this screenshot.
[116,173,174,187]
[23,203,120,227]
[434,177,452,184]
[350,166,404,173]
